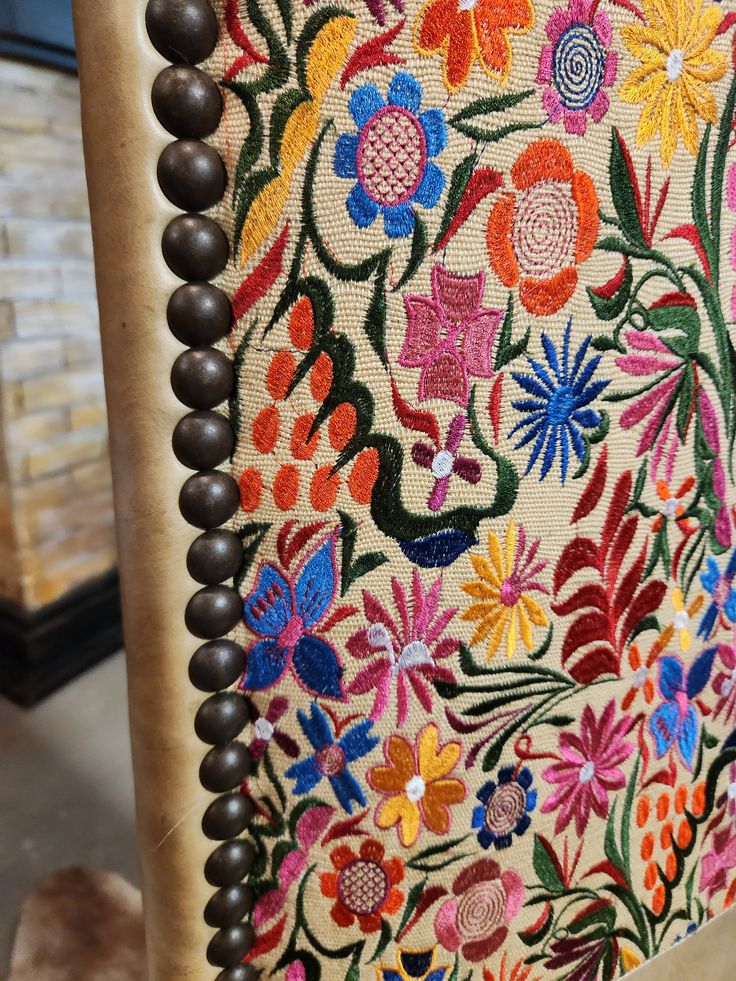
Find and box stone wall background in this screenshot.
[0,58,116,610]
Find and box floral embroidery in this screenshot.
[217,2,736,976]
[368,722,466,846]
[377,947,449,980]
[472,765,536,850]
[509,318,609,481]
[412,415,482,511]
[462,519,549,660]
[400,266,502,407]
[285,702,379,812]
[334,72,446,238]
[242,532,345,698]
[486,140,599,315]
[346,569,459,724]
[649,649,715,768]
[434,859,525,961]
[414,0,534,91]
[537,0,617,134]
[619,0,727,167]
[541,701,634,834]
[320,837,404,932]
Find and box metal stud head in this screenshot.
[189,640,245,693]
[202,793,254,841]
[173,411,234,471]
[200,742,251,793]
[162,213,229,282]
[195,693,249,745]
[187,530,243,585]
[151,65,222,139]
[146,0,219,65]
[179,471,239,529]
[171,347,234,410]
[206,923,255,968]
[167,283,231,346]
[205,838,255,886]
[158,140,226,211]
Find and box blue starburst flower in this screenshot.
[334,71,446,239]
[509,318,609,482]
[472,765,536,850]
[285,702,379,813]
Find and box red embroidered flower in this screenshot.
[320,838,404,933]
[486,139,598,316]
[434,858,524,962]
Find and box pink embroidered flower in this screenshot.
[700,826,736,901]
[713,642,736,724]
[400,265,502,405]
[247,805,334,962]
[728,162,736,320]
[541,700,634,835]
[245,695,299,760]
[434,859,524,962]
[699,386,731,547]
[616,328,687,481]
[537,0,617,134]
[285,963,306,981]
[412,414,482,511]
[347,569,459,724]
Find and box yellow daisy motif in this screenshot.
[671,587,704,651]
[461,519,549,660]
[619,0,727,167]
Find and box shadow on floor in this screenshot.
[0,653,139,973]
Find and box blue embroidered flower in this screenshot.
[378,947,449,981]
[241,532,344,699]
[472,765,536,850]
[698,552,736,639]
[334,72,446,238]
[509,317,609,482]
[649,649,715,769]
[285,702,379,813]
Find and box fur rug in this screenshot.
[8,868,145,981]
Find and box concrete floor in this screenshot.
[0,653,139,972]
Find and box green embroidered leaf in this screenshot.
[395,216,428,290]
[676,366,695,441]
[692,125,713,272]
[433,154,475,252]
[450,119,543,145]
[528,624,553,661]
[449,88,535,124]
[395,878,427,940]
[587,258,632,321]
[609,130,645,247]
[532,835,565,892]
[494,293,530,369]
[235,521,271,593]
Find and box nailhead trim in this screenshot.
[146,1,253,973]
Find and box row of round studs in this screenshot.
[146,2,255,978]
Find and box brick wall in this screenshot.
[0,58,116,610]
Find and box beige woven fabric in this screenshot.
[204,1,736,978]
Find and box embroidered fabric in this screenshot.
[204,1,736,976]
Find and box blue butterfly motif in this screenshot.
[242,533,344,699]
[649,648,715,769]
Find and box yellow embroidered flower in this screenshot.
[671,587,704,651]
[367,722,466,847]
[461,519,549,660]
[619,0,727,167]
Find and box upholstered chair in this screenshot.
[73,0,736,978]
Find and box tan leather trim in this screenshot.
[631,902,736,979]
[72,1,213,977]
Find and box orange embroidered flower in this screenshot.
[484,953,540,981]
[414,0,534,92]
[320,838,404,933]
[368,722,466,847]
[621,642,656,710]
[652,476,695,532]
[486,139,599,316]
